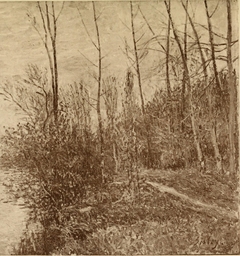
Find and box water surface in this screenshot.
[0,169,27,254]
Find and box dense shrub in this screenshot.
[1,105,105,253]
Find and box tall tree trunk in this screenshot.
[37,1,60,124]
[226,0,236,175]
[51,2,58,123]
[226,1,239,250]
[103,77,118,174]
[204,0,228,122]
[164,0,205,171]
[130,1,152,168]
[182,0,223,173]
[165,0,173,133]
[92,2,105,182]
[181,0,188,132]
[130,1,145,115]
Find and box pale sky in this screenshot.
[0,0,238,134]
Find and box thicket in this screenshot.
[0,0,238,254]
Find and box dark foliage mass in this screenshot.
[0,0,239,254]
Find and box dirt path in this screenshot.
[146,181,238,221]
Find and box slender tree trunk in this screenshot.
[226,0,236,175]
[80,82,88,141]
[51,2,58,123]
[182,0,223,173]
[37,2,55,124]
[166,2,171,99]
[204,0,228,122]
[130,1,152,168]
[181,0,188,132]
[38,1,59,124]
[92,1,105,182]
[226,1,239,250]
[103,77,118,174]
[130,1,145,115]
[165,0,204,170]
[166,0,173,133]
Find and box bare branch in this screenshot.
[139,6,166,52]
[130,1,145,114]
[118,16,131,31]
[37,1,55,103]
[92,1,104,163]
[197,23,227,40]
[1,86,34,123]
[78,50,98,68]
[209,0,220,18]
[45,2,54,42]
[136,31,146,44]
[56,2,65,22]
[76,5,98,51]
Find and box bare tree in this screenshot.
[102,77,119,173]
[164,0,205,171]
[0,65,50,128]
[92,2,104,159]
[77,2,105,182]
[180,0,188,132]
[165,0,173,132]
[204,0,228,122]
[30,2,64,123]
[181,0,223,173]
[130,1,145,115]
[130,1,153,168]
[138,5,174,133]
[225,2,239,250]
[226,0,236,175]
